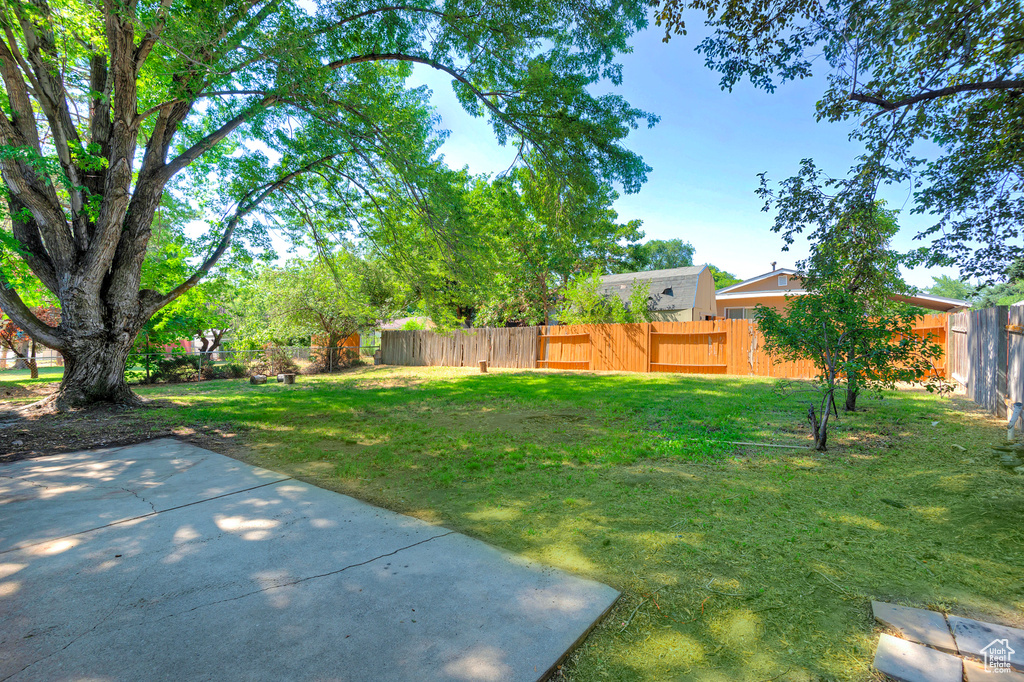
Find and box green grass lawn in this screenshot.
[8,366,1022,680]
[0,365,64,383]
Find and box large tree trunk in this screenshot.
[55,333,141,409]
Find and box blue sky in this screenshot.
[406,24,959,289]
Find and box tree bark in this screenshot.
[844,379,859,412]
[208,328,226,353]
[55,334,141,409]
[28,339,37,379]
[13,339,29,369]
[809,400,830,451]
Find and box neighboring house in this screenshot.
[715,267,971,319]
[598,265,718,322]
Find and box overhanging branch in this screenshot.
[850,78,1024,110]
[0,273,63,350]
[327,52,532,140]
[141,154,335,319]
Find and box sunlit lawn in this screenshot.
[14,366,1024,680]
[0,366,64,383]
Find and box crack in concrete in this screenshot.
[0,477,292,556]
[2,530,458,680]
[152,531,457,623]
[1,562,152,682]
[4,474,175,515]
[0,474,62,492]
[113,486,158,513]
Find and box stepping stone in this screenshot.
[965,660,1024,681]
[874,634,963,682]
[950,616,1024,672]
[873,601,957,653]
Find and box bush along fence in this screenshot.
[124,342,377,385]
[381,314,951,379]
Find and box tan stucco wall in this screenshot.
[652,308,694,322]
[716,294,793,319]
[692,268,717,319]
[726,273,804,295]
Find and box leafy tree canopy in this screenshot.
[653,0,1023,280]
[926,275,978,304]
[754,202,947,448]
[708,264,741,289]
[616,238,695,273]
[238,252,407,349]
[0,0,655,405]
[468,159,644,327]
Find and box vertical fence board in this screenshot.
[1009,307,1024,409]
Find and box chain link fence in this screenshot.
[126,344,381,384]
[1,346,64,370]
[0,341,382,383]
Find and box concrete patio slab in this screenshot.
[0,438,289,553]
[0,440,618,681]
[873,634,963,682]
[872,600,957,653]
[949,616,1024,672]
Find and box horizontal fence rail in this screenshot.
[382,314,952,382]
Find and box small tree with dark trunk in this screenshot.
[756,288,946,451]
[241,254,406,371]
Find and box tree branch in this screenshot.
[141,154,334,319]
[850,78,1024,110]
[157,95,277,182]
[0,275,63,350]
[133,0,174,76]
[326,53,532,139]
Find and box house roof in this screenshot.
[599,265,707,311]
[716,268,800,294]
[890,292,972,312]
[716,289,805,300]
[716,286,970,312]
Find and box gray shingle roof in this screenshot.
[598,266,706,311]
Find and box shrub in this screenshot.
[199,362,248,380]
[308,347,360,373]
[150,355,200,383]
[244,347,299,376]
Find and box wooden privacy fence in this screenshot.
[382,314,951,381]
[538,315,949,378]
[948,306,1024,417]
[381,327,538,369]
